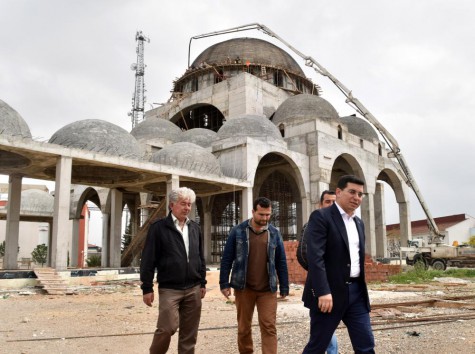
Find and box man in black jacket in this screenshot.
[140,187,207,354]
[302,175,375,353]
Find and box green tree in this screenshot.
[0,240,5,257]
[468,235,475,247]
[122,220,133,254]
[31,244,48,266]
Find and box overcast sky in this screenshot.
[1,0,474,229]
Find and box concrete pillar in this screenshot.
[47,221,53,266]
[166,175,180,208]
[109,189,123,268]
[101,213,110,267]
[51,156,72,270]
[4,174,22,269]
[70,218,80,267]
[374,183,387,258]
[241,187,253,221]
[200,196,212,264]
[361,192,376,258]
[399,201,412,247]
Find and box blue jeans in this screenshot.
[326,333,338,354]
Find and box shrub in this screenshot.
[31,244,48,266]
[86,254,101,267]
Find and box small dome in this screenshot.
[0,99,32,138]
[178,128,217,148]
[131,117,182,143]
[217,115,284,142]
[192,38,305,76]
[21,189,54,215]
[49,119,142,159]
[273,94,339,126]
[151,142,222,175]
[340,115,379,142]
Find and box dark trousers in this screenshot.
[149,285,202,354]
[303,281,375,354]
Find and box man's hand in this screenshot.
[221,288,231,299]
[200,287,207,299]
[143,292,154,307]
[318,293,333,313]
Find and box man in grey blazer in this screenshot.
[302,175,375,353]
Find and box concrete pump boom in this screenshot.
[189,23,443,241]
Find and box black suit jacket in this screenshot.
[302,203,371,313]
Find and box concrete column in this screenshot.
[101,213,110,267]
[166,175,180,208]
[399,201,412,247]
[70,218,80,268]
[4,174,22,269]
[51,156,72,270]
[374,183,387,258]
[109,189,123,268]
[241,187,253,221]
[200,196,212,264]
[47,221,53,266]
[361,192,376,258]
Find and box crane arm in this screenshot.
[188,23,443,240]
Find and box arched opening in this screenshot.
[171,104,226,132]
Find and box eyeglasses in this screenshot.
[344,189,365,198]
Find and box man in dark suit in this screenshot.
[302,175,375,353]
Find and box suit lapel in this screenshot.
[331,204,349,250]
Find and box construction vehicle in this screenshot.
[402,241,475,270]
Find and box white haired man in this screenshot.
[140,187,207,354]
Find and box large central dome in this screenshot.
[192,38,305,76]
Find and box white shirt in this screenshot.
[172,213,190,261]
[335,202,360,277]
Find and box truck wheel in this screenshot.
[431,259,446,271]
[413,255,428,270]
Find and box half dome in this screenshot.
[217,115,284,142]
[340,115,379,142]
[151,142,222,175]
[0,99,32,139]
[131,117,182,143]
[20,189,54,215]
[177,128,217,148]
[192,38,304,76]
[273,94,339,126]
[49,119,142,159]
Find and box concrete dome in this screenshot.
[151,142,222,175]
[192,38,305,76]
[273,94,339,126]
[131,117,182,143]
[217,114,284,142]
[0,99,32,139]
[49,119,142,159]
[178,128,217,148]
[20,189,54,215]
[340,115,379,142]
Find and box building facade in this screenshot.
[0,35,412,270]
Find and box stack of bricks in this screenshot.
[283,241,307,284]
[283,241,402,284]
[364,255,402,283]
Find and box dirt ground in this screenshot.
[1,276,475,354]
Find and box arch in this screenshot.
[253,152,307,241]
[170,103,226,132]
[329,154,366,190]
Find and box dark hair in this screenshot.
[337,175,365,190]
[253,197,271,210]
[320,190,336,204]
